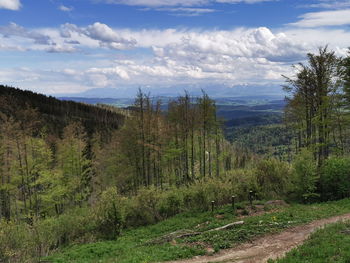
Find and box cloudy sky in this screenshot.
[0,0,349,95]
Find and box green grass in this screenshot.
[269,220,350,263]
[47,199,350,263]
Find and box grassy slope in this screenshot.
[47,199,350,263]
[270,220,350,263]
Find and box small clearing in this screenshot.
[166,213,350,263]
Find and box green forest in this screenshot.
[1,47,350,262]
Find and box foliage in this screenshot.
[320,157,350,201]
[283,47,345,165]
[47,198,350,263]
[93,187,126,239]
[255,158,291,199]
[126,186,162,226]
[0,207,95,263]
[290,149,319,202]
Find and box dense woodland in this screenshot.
[1,47,350,262]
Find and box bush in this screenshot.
[158,189,183,218]
[93,187,125,240]
[291,149,319,203]
[183,182,208,211]
[125,186,162,227]
[320,157,350,201]
[0,207,97,263]
[228,169,259,201]
[255,158,291,200]
[0,220,35,263]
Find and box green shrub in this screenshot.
[55,207,96,245]
[255,158,291,199]
[291,149,319,203]
[125,186,162,226]
[0,220,35,262]
[93,187,126,240]
[228,169,258,201]
[320,157,350,201]
[158,189,183,218]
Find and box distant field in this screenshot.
[58,96,286,123]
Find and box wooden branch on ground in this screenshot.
[207,221,244,232]
[147,220,244,245]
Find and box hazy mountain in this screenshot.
[54,84,285,99]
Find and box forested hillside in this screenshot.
[1,47,350,263]
[0,85,124,136]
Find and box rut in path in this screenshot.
[165,213,350,263]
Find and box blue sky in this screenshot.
[0,0,350,95]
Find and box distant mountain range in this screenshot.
[53,84,285,99]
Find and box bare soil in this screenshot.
[165,213,350,263]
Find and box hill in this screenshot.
[0,85,124,136]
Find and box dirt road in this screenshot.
[166,213,350,263]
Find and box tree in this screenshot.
[284,47,342,165]
[56,122,91,212]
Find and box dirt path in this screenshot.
[166,213,350,263]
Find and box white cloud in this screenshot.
[97,0,275,7]
[2,22,350,94]
[59,22,137,50]
[301,0,350,9]
[141,7,216,16]
[0,43,27,51]
[216,0,275,3]
[0,23,51,45]
[59,5,74,12]
[98,0,207,7]
[85,22,137,49]
[289,9,350,27]
[46,44,78,53]
[0,0,21,10]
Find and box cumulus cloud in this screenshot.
[0,22,137,53]
[0,0,21,10]
[289,9,350,27]
[85,22,137,49]
[2,21,350,94]
[45,27,304,89]
[149,27,307,63]
[59,22,137,50]
[0,23,51,45]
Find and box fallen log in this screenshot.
[147,220,244,244]
[208,221,244,232]
[147,229,201,244]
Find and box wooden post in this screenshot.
[211,200,215,213]
[249,190,253,207]
[231,195,236,214]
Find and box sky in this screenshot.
[0,0,350,96]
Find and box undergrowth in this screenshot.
[47,198,350,263]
